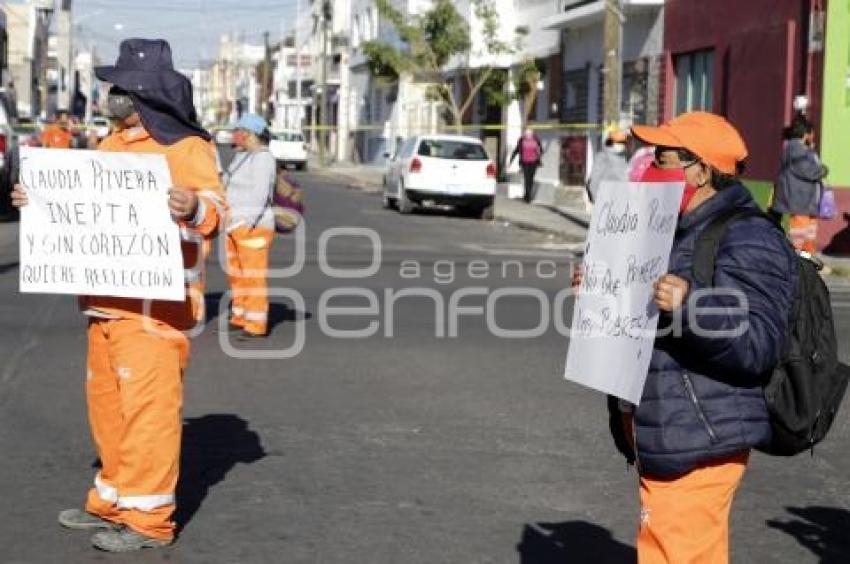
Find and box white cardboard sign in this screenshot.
[564,180,684,405]
[18,147,185,301]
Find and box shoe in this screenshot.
[91,526,172,552]
[58,509,119,531]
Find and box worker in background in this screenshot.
[12,39,225,553]
[586,128,629,204]
[769,113,829,254]
[223,113,277,339]
[41,109,74,149]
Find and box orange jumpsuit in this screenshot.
[81,126,224,540]
[226,226,275,335]
[41,124,74,148]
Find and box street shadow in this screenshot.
[823,212,850,256]
[408,205,486,220]
[205,291,312,333]
[767,506,850,563]
[174,414,266,533]
[517,521,635,563]
[0,261,19,274]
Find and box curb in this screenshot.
[493,211,586,243]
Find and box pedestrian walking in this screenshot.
[40,109,74,149]
[769,114,829,254]
[610,112,797,563]
[12,38,225,553]
[586,128,628,203]
[223,113,277,339]
[510,127,543,203]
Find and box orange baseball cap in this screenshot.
[631,112,748,175]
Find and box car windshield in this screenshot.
[417,140,487,160]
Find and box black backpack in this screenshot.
[693,208,850,456]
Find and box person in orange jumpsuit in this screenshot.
[40,109,74,148]
[223,113,277,338]
[12,39,225,553]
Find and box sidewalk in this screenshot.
[493,193,587,242]
[307,157,384,193]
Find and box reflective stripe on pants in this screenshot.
[85,318,189,540]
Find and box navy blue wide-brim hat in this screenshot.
[95,38,210,144]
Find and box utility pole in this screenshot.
[295,0,303,131]
[602,0,624,130]
[318,0,331,167]
[263,30,271,119]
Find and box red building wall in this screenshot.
[662,0,820,184]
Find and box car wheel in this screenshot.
[298,162,307,171]
[397,182,415,215]
[462,200,494,220]
[478,202,495,221]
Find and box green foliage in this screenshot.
[362,41,406,84]
[514,58,545,99]
[365,0,528,127]
[424,0,472,67]
[481,68,510,108]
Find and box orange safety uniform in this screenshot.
[226,225,275,335]
[637,453,749,564]
[789,214,818,254]
[81,126,224,540]
[41,124,74,148]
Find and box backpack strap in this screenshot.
[692,208,772,287]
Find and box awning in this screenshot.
[543,0,664,31]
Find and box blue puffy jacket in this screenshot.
[629,182,797,478]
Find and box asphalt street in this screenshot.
[1,173,850,563]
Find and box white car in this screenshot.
[270,130,308,170]
[213,128,234,145]
[382,135,496,218]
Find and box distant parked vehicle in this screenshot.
[213,128,234,145]
[382,134,496,219]
[269,130,308,170]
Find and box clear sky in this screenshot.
[70,0,303,69]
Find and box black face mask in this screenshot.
[107,92,136,121]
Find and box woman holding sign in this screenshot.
[603,112,797,564]
[13,39,225,553]
[222,113,277,339]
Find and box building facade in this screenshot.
[663,0,848,253]
[543,0,665,186]
[4,1,52,118]
[819,0,850,253]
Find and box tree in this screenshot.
[363,0,529,133]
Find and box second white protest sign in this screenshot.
[564,180,684,405]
